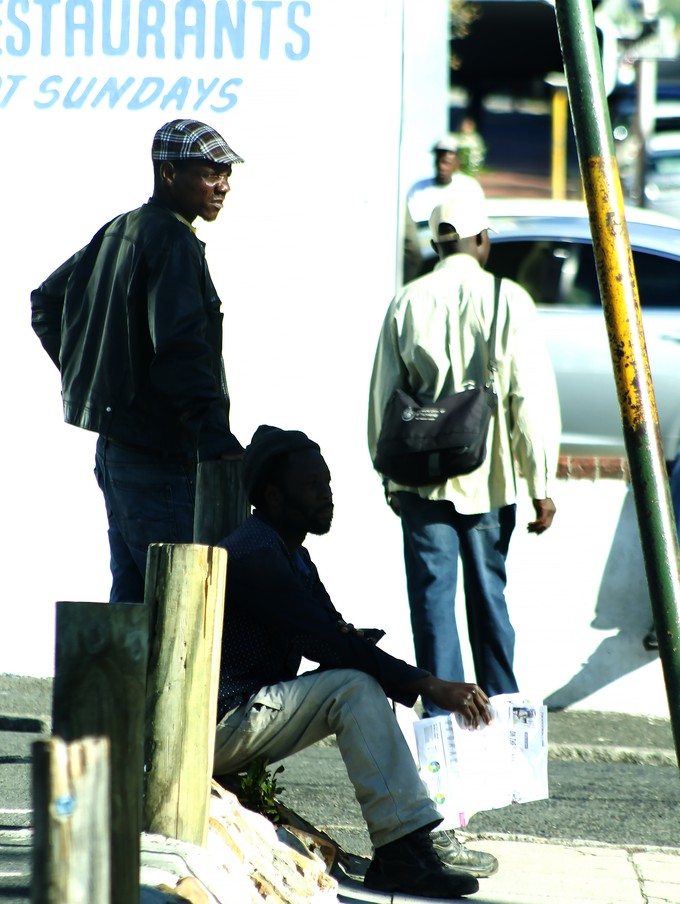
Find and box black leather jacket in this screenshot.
[31,200,242,460]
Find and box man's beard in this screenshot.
[307,508,333,535]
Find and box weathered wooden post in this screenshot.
[51,602,148,904]
[143,543,227,846]
[32,736,110,904]
[193,458,250,545]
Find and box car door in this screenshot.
[488,237,680,460]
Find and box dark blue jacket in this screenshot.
[217,513,429,719]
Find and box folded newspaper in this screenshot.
[409,694,548,829]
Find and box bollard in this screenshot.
[193,458,250,545]
[32,736,111,904]
[143,543,227,846]
[52,602,148,904]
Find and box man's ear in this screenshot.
[159,161,177,186]
[263,483,283,513]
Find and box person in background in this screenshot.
[406,135,484,227]
[404,135,486,282]
[31,119,244,603]
[454,117,487,175]
[369,184,561,715]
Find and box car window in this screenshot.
[489,240,680,309]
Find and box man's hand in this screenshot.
[527,497,556,534]
[337,619,385,643]
[408,676,492,729]
[383,482,401,517]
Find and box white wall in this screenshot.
[2,3,668,720]
[0,0,449,676]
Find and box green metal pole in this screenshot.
[553,0,680,762]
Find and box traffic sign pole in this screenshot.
[554,0,680,768]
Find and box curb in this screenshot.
[462,829,680,857]
[549,743,677,767]
[316,735,678,767]
[1,706,677,768]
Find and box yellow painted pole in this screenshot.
[546,72,568,199]
[554,0,680,762]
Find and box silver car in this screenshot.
[484,199,680,461]
[640,132,680,220]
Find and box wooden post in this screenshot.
[193,458,250,545]
[32,736,110,904]
[143,543,227,846]
[52,602,148,904]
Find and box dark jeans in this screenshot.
[397,492,518,716]
[94,436,197,603]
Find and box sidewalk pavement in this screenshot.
[289,711,680,904]
[1,674,679,904]
[331,841,680,904]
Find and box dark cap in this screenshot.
[151,119,244,165]
[242,425,320,501]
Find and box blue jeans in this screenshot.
[94,436,197,603]
[397,492,518,715]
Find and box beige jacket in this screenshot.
[367,253,561,514]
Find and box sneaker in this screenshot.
[431,829,499,878]
[364,826,479,898]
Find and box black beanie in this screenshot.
[241,425,320,501]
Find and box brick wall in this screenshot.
[557,456,630,481]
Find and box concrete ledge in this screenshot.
[549,743,678,768]
[318,735,678,767]
[460,830,680,857]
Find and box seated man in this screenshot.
[214,425,499,900]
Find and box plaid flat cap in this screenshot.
[152,119,244,165]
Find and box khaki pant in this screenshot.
[213,668,441,848]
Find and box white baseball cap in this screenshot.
[429,179,495,242]
[432,135,459,153]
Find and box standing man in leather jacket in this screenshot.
[31,119,244,603]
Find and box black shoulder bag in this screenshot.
[373,277,501,487]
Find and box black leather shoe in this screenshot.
[364,826,480,898]
[431,829,499,878]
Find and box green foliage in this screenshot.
[449,0,480,40]
[449,1,481,72]
[224,758,286,823]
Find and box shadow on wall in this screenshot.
[545,488,659,711]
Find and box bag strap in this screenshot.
[487,276,501,391]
